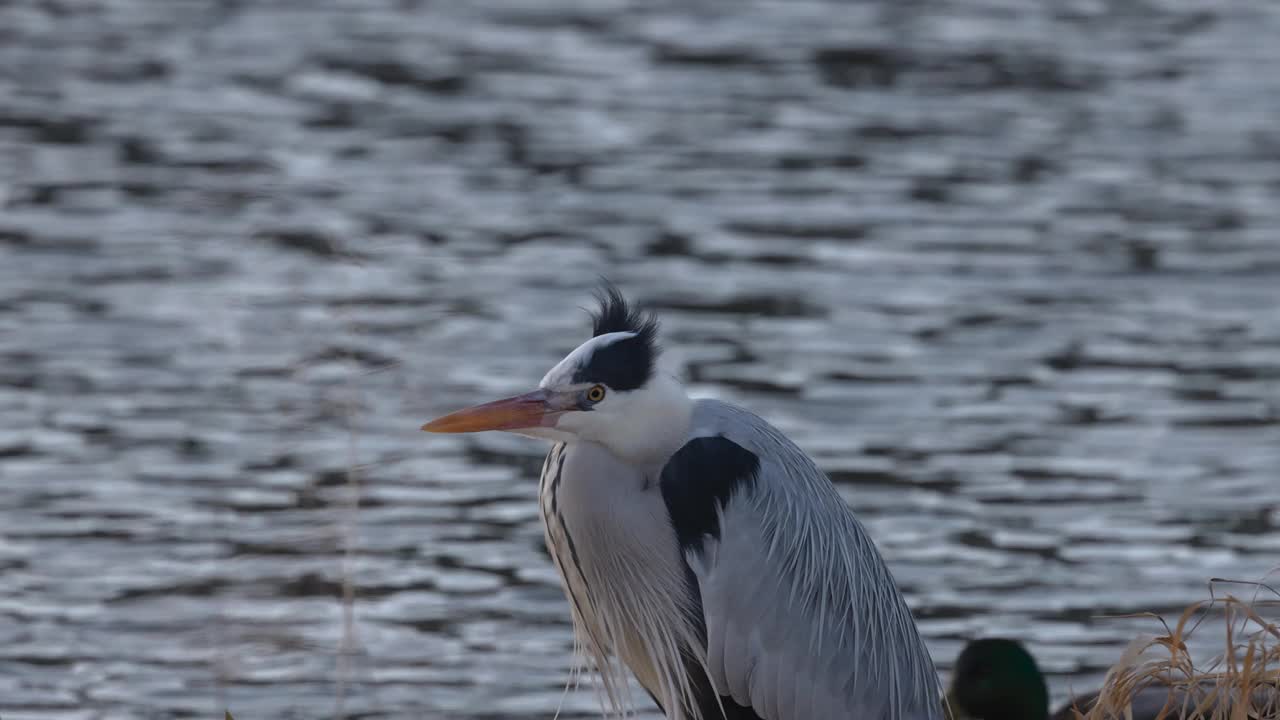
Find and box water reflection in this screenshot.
[1,0,1278,717]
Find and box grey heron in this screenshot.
[423,285,942,720]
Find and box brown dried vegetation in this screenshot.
[1064,581,1280,720]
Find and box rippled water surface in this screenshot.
[2,0,1280,718]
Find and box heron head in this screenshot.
[423,284,691,463]
[946,638,1049,720]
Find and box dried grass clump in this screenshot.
[1063,580,1280,720]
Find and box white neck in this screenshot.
[588,368,691,466]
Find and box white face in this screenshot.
[516,331,643,443]
[530,333,693,463]
[423,330,694,464]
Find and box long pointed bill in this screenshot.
[422,389,564,433]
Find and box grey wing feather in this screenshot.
[684,400,943,720]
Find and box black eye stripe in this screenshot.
[571,335,652,391]
[576,283,660,391]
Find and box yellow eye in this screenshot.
[587,385,606,403]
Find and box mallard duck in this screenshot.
[946,638,1053,720]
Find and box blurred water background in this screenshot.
[2,0,1279,718]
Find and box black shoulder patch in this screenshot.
[573,282,660,391]
[659,435,766,720]
[660,436,760,550]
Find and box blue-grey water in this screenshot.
[2,1,1279,718]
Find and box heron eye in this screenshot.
[586,385,606,403]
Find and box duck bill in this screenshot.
[422,389,564,433]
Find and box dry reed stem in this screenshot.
[1064,580,1280,720]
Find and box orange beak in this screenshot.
[422,389,565,433]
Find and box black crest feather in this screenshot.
[591,282,659,340]
[574,282,661,391]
